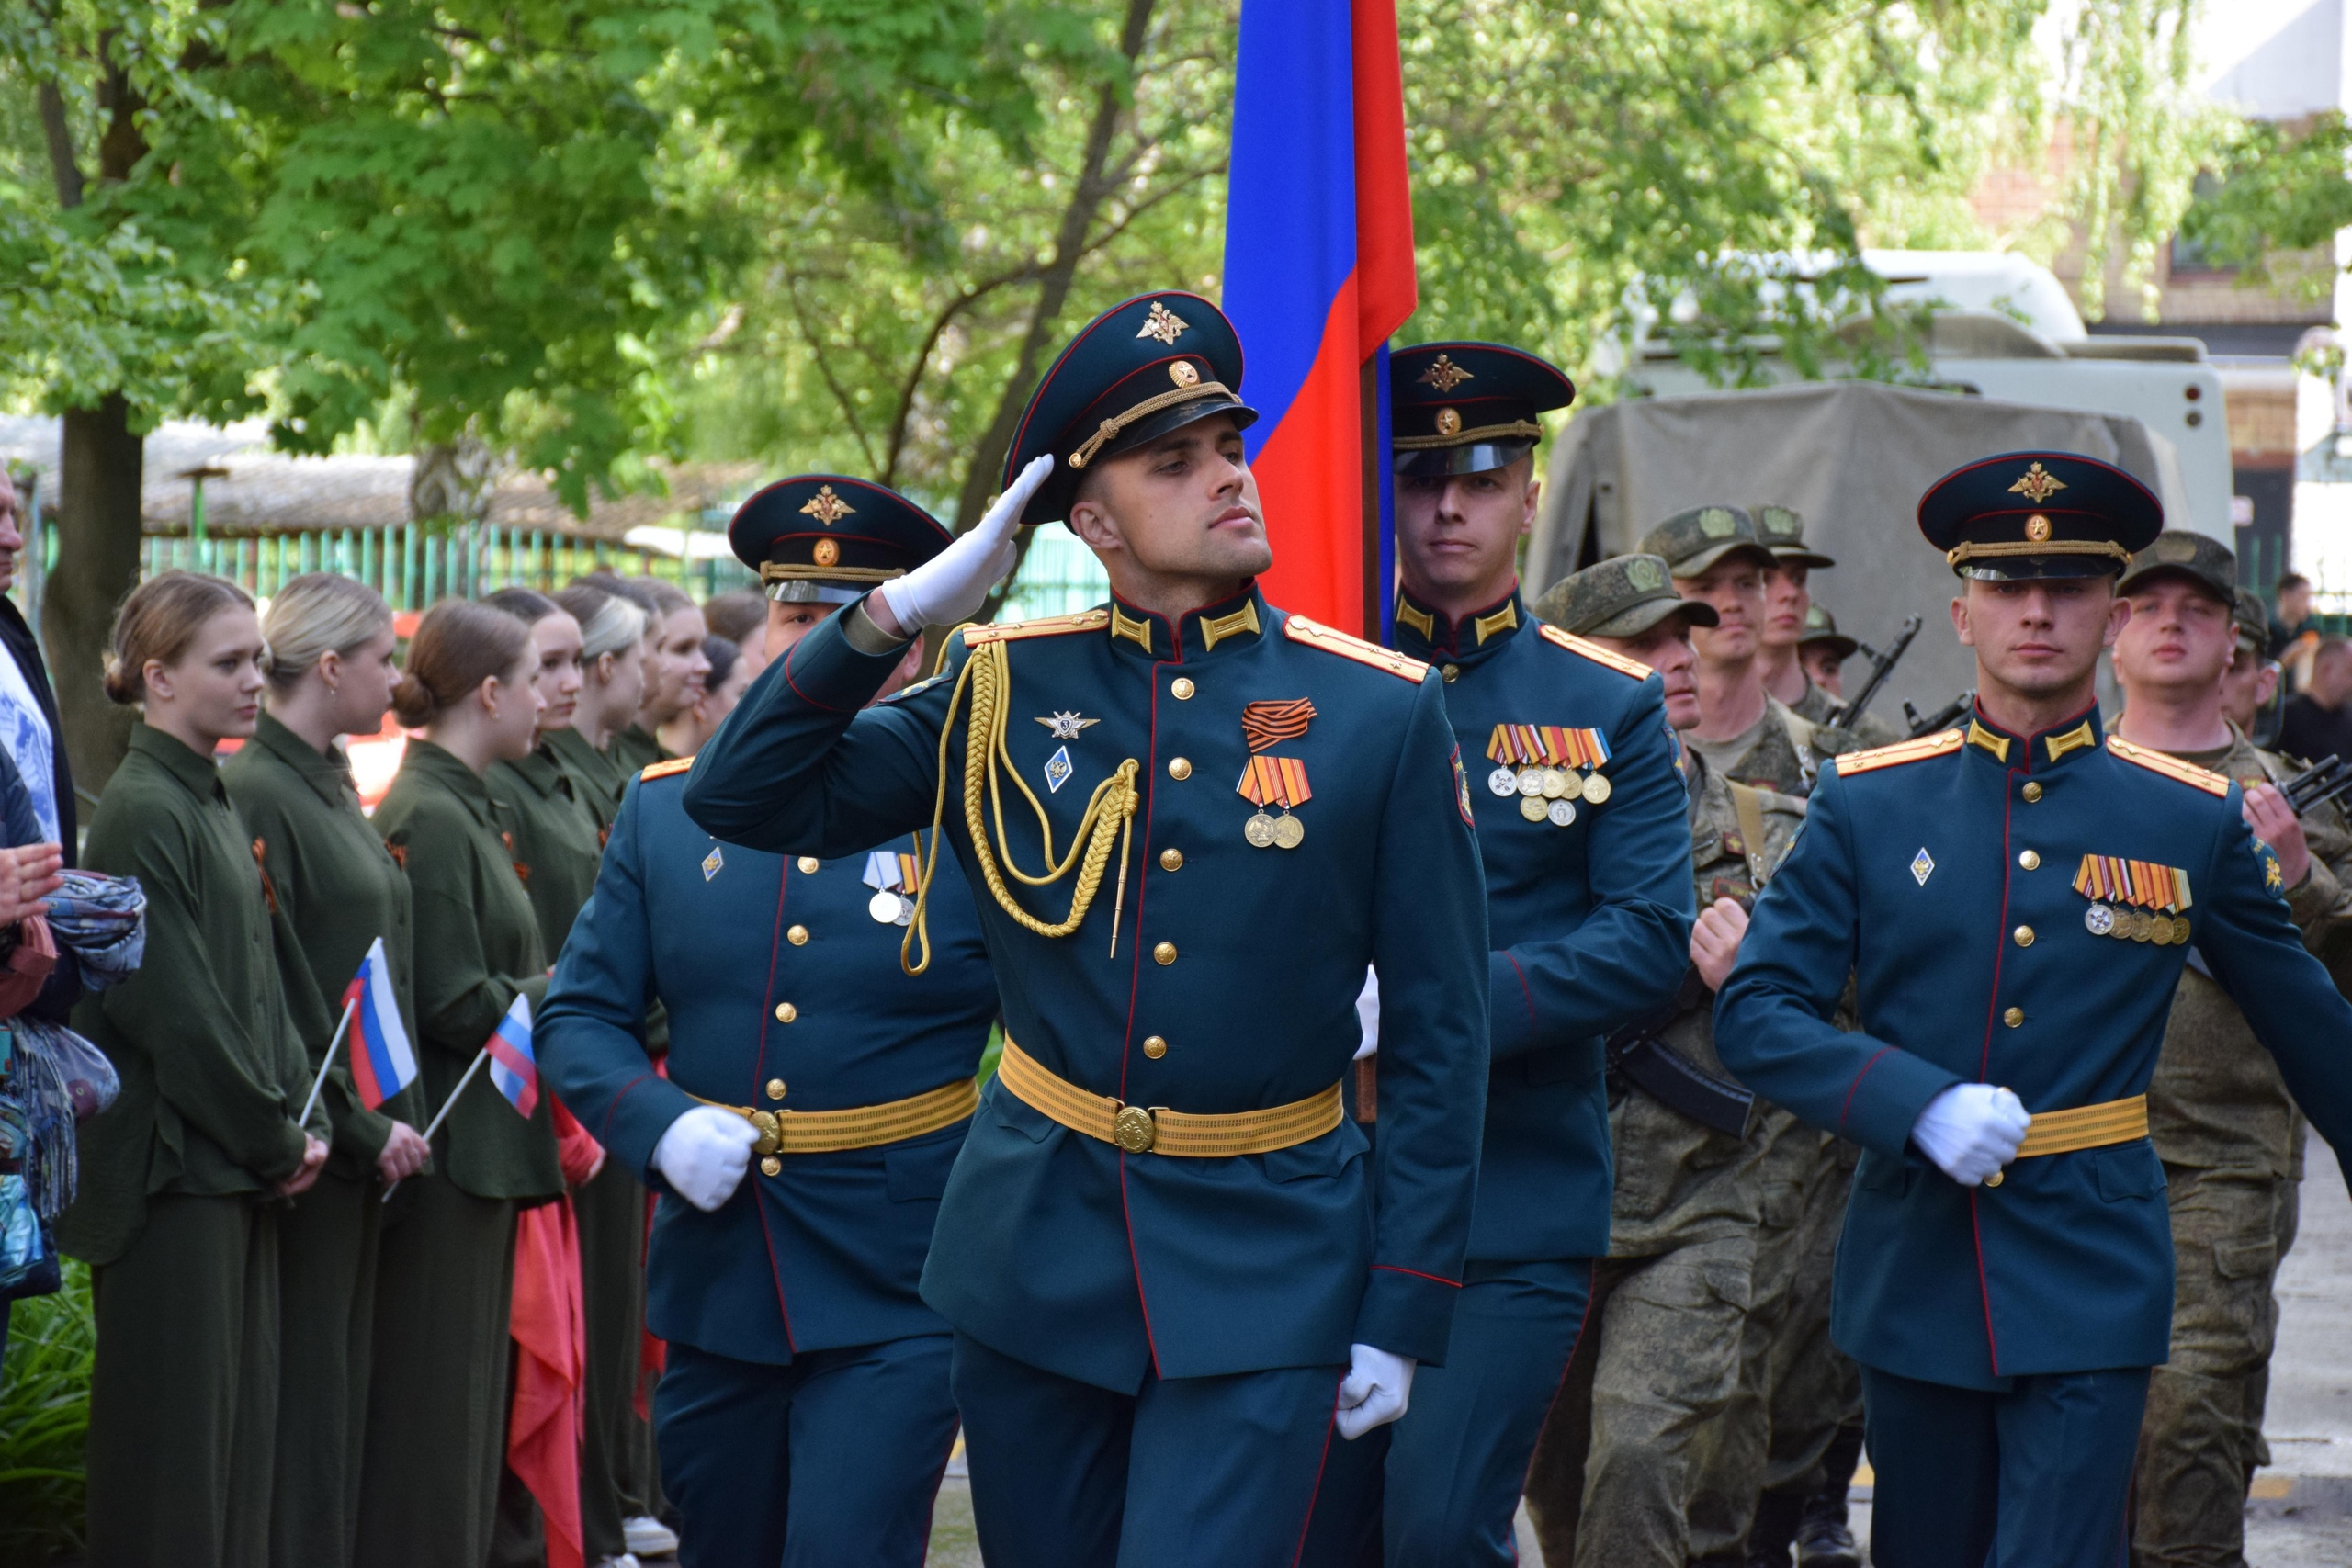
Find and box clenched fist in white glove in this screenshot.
[1910,1083,2030,1187]
[652,1106,763,1212]
[1353,966,1380,1061]
[1335,1342,1416,1440]
[874,455,1056,636]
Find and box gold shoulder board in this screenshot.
[1537,623,1654,680]
[961,608,1113,647]
[2107,736,2231,797]
[1831,729,1963,777]
[640,756,695,782]
[1283,615,1430,682]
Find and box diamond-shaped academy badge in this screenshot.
[1910,847,1934,886]
[1044,746,1075,795]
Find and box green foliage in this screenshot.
[2177,112,2352,302]
[0,1263,94,1566]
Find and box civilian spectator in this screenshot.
[2278,636,2352,765]
[2272,572,2320,693]
[0,468,73,867]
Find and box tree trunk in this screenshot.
[45,393,143,798]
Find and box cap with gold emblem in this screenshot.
[1387,342,1577,479]
[728,475,955,604]
[1001,290,1256,526]
[1751,503,1834,570]
[1918,451,2163,580]
[1532,553,1720,639]
[2233,588,2270,659]
[1639,504,1778,581]
[2116,528,2237,606]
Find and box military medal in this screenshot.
[1488,723,1611,827]
[1272,814,1306,850]
[1238,701,1317,849]
[2084,902,2115,936]
[863,849,920,925]
[2074,854,2191,945]
[1245,812,1279,848]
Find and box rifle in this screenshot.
[2283,754,2352,814]
[1827,615,1922,728]
[1604,967,1757,1139]
[1903,689,1975,739]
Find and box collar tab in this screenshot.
[1965,719,2011,764]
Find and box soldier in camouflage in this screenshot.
[1795,607,1856,702]
[1751,504,1901,748]
[2109,534,2352,1568]
[1518,554,1809,1568]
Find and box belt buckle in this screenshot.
[1112,1103,1157,1155]
[748,1110,783,1157]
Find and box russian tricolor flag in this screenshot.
[343,937,418,1111]
[486,994,539,1118]
[1224,0,1418,639]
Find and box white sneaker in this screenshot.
[592,1556,641,1568]
[625,1517,681,1556]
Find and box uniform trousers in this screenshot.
[577,1156,651,1558]
[1686,1151,1808,1562]
[1863,1362,2150,1568]
[353,1175,517,1568]
[952,1329,1344,1568]
[271,1168,383,1568]
[86,1192,280,1568]
[1521,1232,1755,1568]
[1297,1258,1593,1567]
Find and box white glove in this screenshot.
[652,1106,762,1212]
[1352,966,1380,1061]
[876,455,1055,632]
[1910,1083,2030,1187]
[1335,1342,1416,1439]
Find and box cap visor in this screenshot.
[2115,563,2233,604]
[1671,541,1779,579]
[1798,635,1858,660]
[1770,545,1837,570]
[1394,440,1539,479]
[1959,556,2125,581]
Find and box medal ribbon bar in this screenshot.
[1237,754,1312,809]
[2072,853,2191,912]
[1486,723,1610,770]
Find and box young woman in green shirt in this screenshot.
[544,583,643,832]
[69,571,327,1568]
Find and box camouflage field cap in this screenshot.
[2116,529,2236,606]
[1532,553,1720,639]
[1751,503,1835,570]
[2233,587,2270,658]
[1638,504,1777,580]
[1796,604,1858,661]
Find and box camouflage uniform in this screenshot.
[1521,749,1808,1568]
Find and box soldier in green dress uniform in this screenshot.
[2107,534,2352,1567]
[355,599,567,1568]
[546,583,650,830]
[226,574,434,1568]
[64,572,330,1568]
[588,575,708,777]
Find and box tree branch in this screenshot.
[37,81,84,209]
[879,264,1043,487]
[784,272,880,474]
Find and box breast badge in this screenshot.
[701,844,724,882]
[1910,847,1933,886]
[1035,711,1101,739]
[1237,699,1317,848]
[2075,853,2192,944]
[1487,724,1611,824]
[1044,746,1075,795]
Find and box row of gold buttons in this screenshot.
[1149,682,1193,1059]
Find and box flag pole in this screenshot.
[381,1044,491,1202]
[298,998,358,1130]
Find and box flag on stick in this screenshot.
[486,994,539,1117]
[344,937,417,1111]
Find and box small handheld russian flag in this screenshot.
[485,994,539,1118]
[344,937,418,1112]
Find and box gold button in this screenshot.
[1170,677,1195,700]
[786,924,809,946]
[760,1156,782,1177]
[1442,664,1459,682]
[1159,848,1183,872]
[1142,1035,1168,1059]
[2018,850,2040,870]
[766,1078,787,1100]
[775,1002,797,1023]
[2003,1007,2024,1028]
[1153,941,1178,965]
[2013,925,2035,947]
[2021,782,2043,803]
[1984,1170,2004,1189]
[797,857,820,874]
[1169,757,1193,781]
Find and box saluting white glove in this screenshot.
[1353,966,1380,1061]
[1336,1342,1416,1439]
[1910,1083,2030,1187]
[876,455,1056,634]
[652,1106,763,1212]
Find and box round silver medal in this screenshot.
[1547,798,1578,828]
[2084,902,2115,937]
[1488,766,1519,798]
[895,895,914,927]
[869,889,905,924]
[1516,768,1545,797]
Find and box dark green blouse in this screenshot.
[543,724,627,834]
[374,739,560,1202]
[611,723,664,780]
[61,725,315,1265]
[223,710,424,1176]
[490,740,605,961]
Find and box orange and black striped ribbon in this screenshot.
[1236,755,1312,809]
[1241,698,1317,753]
[2073,854,2192,912]
[1486,724,1611,770]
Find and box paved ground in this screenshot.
[925,1145,2352,1565]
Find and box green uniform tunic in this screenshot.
[545,724,628,831]
[354,739,558,1568]
[63,724,318,1568]
[225,710,425,1568]
[612,722,664,779]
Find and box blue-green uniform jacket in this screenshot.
[1715,705,2352,1389]
[684,587,1490,1392]
[539,769,999,1363]
[1390,589,1693,1261]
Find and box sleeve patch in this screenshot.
[1536,623,1654,680]
[2256,838,2287,899]
[1451,744,1476,828]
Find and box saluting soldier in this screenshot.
[2105,533,2352,1567]
[1714,453,2352,1568]
[681,292,1489,1566]
[1514,555,1805,1568]
[1306,344,1692,1566]
[540,479,1001,1568]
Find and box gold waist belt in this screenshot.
[695,1077,979,1156]
[995,1037,1343,1157]
[2014,1094,2150,1160]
